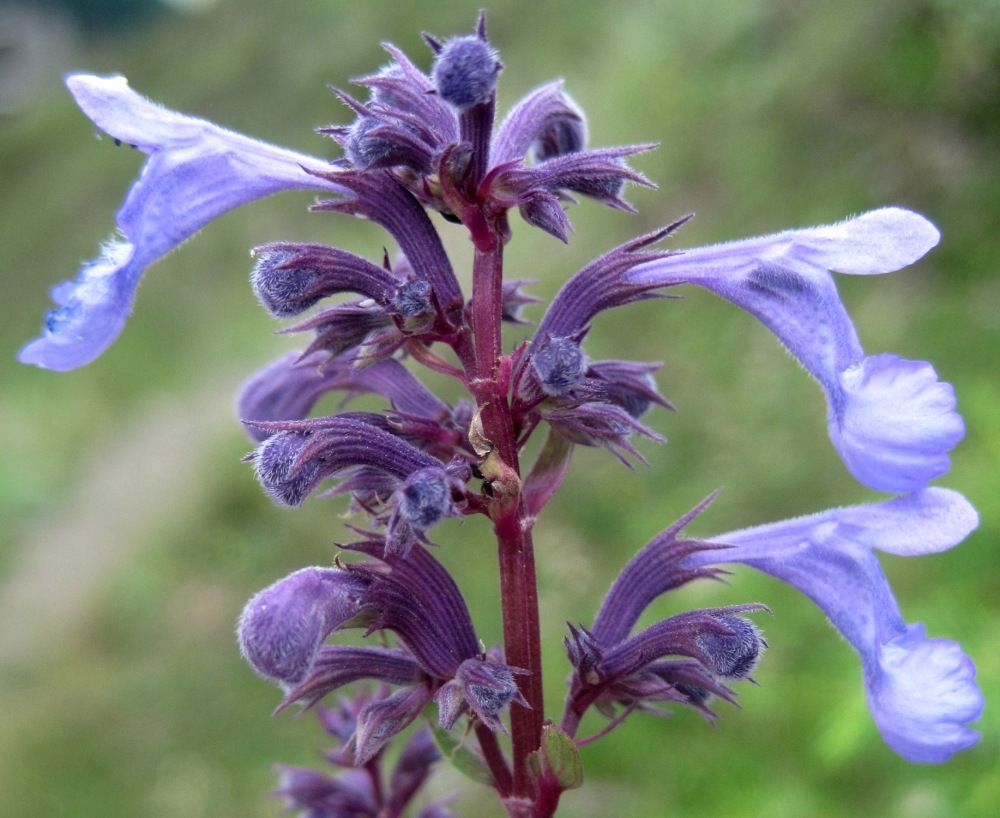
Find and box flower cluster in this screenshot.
[22,12,982,818]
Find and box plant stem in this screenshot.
[469,235,545,799]
[476,722,513,797]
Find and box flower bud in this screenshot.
[696,615,766,680]
[253,431,324,506]
[391,279,435,331]
[251,249,324,317]
[530,335,588,397]
[432,36,501,109]
[453,657,528,732]
[237,567,369,685]
[344,116,397,169]
[531,94,587,162]
[399,467,452,530]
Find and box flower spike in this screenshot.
[19,75,344,371]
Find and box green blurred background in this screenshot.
[1,1,997,816]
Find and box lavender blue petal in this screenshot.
[19,74,344,371]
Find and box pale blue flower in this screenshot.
[686,488,983,762]
[18,74,344,371]
[628,208,964,492]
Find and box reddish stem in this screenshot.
[476,722,514,797]
[469,234,545,799]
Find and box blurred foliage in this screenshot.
[0,1,997,817]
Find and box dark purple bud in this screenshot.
[432,36,501,110]
[354,684,432,764]
[563,163,626,202]
[354,45,458,142]
[530,335,589,397]
[345,116,397,168]
[237,567,370,685]
[391,279,435,331]
[254,431,325,506]
[386,466,460,556]
[249,415,440,507]
[646,659,738,714]
[452,657,529,733]
[281,301,394,361]
[696,614,766,680]
[542,401,662,466]
[599,605,768,683]
[531,92,587,161]
[492,80,587,165]
[251,249,314,317]
[250,243,395,318]
[495,144,655,215]
[399,467,452,529]
[587,359,671,420]
[333,110,436,174]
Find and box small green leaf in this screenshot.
[541,723,584,790]
[426,718,494,787]
[526,748,544,783]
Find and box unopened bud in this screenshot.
[454,657,528,732]
[251,249,324,317]
[432,36,501,109]
[696,615,765,680]
[399,467,452,530]
[531,335,588,397]
[532,94,587,162]
[253,431,324,506]
[344,116,398,169]
[391,279,435,331]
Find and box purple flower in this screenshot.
[237,567,370,685]
[19,74,343,371]
[684,488,983,762]
[627,208,964,492]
